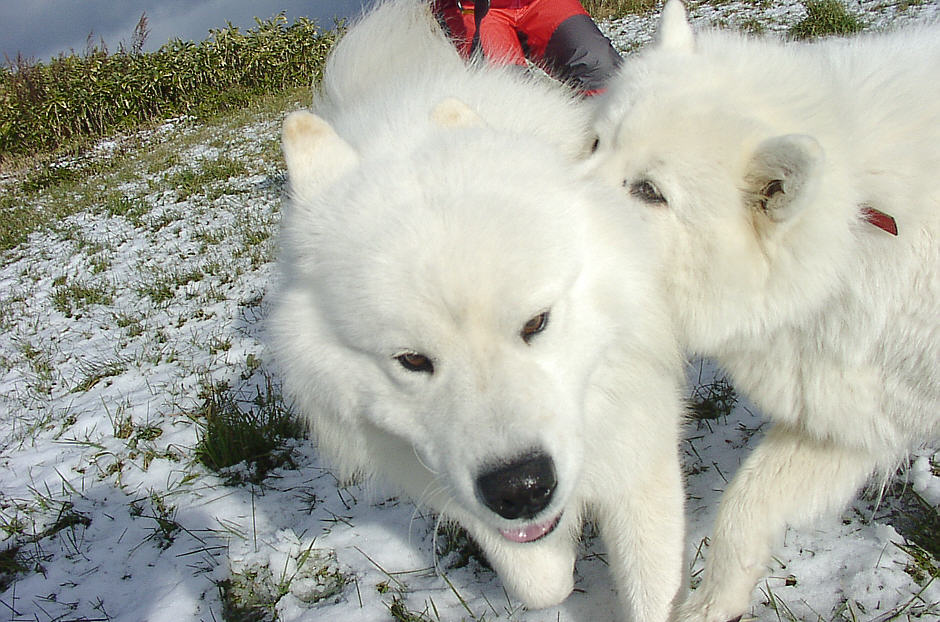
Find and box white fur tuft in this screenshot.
[656,0,694,53]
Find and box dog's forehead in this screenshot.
[301,128,592,337]
[315,186,584,334]
[604,88,758,182]
[380,196,583,315]
[609,44,774,152]
[334,139,585,262]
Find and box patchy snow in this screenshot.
[1,2,937,621]
[602,0,940,52]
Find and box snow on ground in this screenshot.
[602,0,940,52]
[0,2,937,621]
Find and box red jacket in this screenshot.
[433,0,621,94]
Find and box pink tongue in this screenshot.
[499,516,558,543]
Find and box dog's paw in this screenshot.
[463,517,577,610]
[504,554,575,609]
[486,539,576,609]
[674,589,746,622]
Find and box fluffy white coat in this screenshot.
[269,1,687,619]
[589,2,940,620]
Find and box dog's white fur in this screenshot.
[589,2,940,620]
[269,1,687,619]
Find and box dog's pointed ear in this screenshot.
[282,110,359,196]
[744,134,824,224]
[431,97,486,128]
[656,0,694,53]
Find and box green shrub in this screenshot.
[0,14,337,161]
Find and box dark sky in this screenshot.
[1,1,372,63]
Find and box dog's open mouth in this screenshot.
[498,513,562,543]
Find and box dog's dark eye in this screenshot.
[628,179,667,205]
[521,311,550,344]
[396,352,434,373]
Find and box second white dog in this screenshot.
[588,3,940,621]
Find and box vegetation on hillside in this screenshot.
[0,13,337,163]
[581,0,660,21]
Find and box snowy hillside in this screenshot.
[1,2,937,621]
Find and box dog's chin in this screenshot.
[498,513,562,544]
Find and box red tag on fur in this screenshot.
[861,206,898,236]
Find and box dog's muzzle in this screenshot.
[476,451,559,536]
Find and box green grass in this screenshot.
[388,596,438,622]
[164,155,249,201]
[434,523,490,571]
[790,0,868,39]
[114,311,145,337]
[20,160,87,192]
[880,480,940,574]
[71,358,127,393]
[218,567,282,622]
[136,265,206,305]
[51,277,114,318]
[582,0,659,21]
[897,541,940,585]
[19,341,56,395]
[134,491,181,550]
[0,500,94,593]
[192,377,304,484]
[0,545,29,593]
[102,193,150,224]
[737,16,768,35]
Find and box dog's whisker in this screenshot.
[412,445,438,475]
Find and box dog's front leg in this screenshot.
[596,451,686,622]
[462,516,578,610]
[676,425,877,622]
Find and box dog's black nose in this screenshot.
[476,452,556,520]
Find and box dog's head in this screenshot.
[271,108,627,543]
[587,0,858,353]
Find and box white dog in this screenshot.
[588,2,940,621]
[269,1,687,619]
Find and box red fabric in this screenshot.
[861,206,899,236]
[489,1,535,8]
[435,0,590,66]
